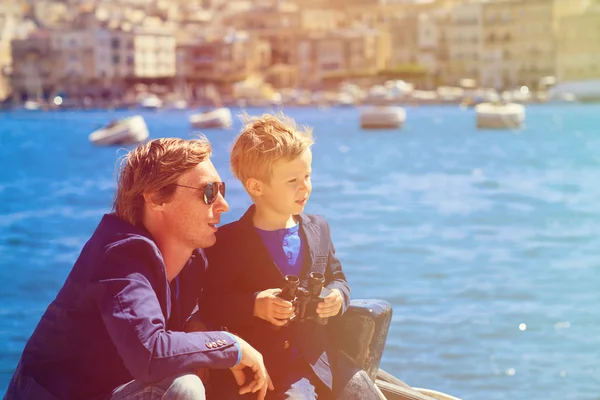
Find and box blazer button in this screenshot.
[211,341,218,348]
[206,342,213,349]
[283,340,290,350]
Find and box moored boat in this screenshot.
[89,115,149,146]
[547,79,600,103]
[475,102,525,129]
[138,94,163,110]
[360,106,406,129]
[189,107,233,129]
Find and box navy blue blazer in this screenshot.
[5,214,238,400]
[198,206,351,390]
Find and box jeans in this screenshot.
[109,374,205,400]
[206,361,324,400]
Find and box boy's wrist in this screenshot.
[252,291,260,317]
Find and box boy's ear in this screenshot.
[143,191,165,211]
[246,178,262,197]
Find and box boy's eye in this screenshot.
[288,179,297,183]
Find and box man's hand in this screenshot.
[253,288,294,326]
[229,336,274,400]
[317,288,343,318]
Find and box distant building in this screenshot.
[296,28,388,89]
[10,31,59,101]
[556,5,600,82]
[132,25,177,80]
[447,0,589,89]
[0,2,33,101]
[176,31,270,97]
[446,1,484,86]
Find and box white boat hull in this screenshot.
[89,115,149,146]
[548,79,600,102]
[189,107,232,129]
[475,102,525,129]
[360,106,406,129]
[138,96,163,110]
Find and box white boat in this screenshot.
[189,107,232,129]
[337,92,356,107]
[548,79,600,102]
[168,99,188,110]
[360,106,406,129]
[138,95,162,110]
[475,102,525,129]
[23,100,42,111]
[89,115,149,146]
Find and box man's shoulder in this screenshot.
[93,213,158,253]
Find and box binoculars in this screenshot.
[277,272,332,325]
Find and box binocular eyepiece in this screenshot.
[277,272,331,326]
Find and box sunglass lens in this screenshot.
[203,183,215,205]
[203,182,225,205]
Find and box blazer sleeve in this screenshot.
[323,220,351,315]
[197,239,257,330]
[95,239,239,383]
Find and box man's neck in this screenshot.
[143,218,193,282]
[156,240,193,282]
[252,206,297,231]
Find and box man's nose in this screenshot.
[214,192,229,213]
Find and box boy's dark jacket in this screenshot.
[198,205,351,389]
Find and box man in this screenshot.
[4,137,272,400]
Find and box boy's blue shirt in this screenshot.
[255,223,305,278]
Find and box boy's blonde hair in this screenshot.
[231,113,314,186]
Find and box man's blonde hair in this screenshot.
[113,137,212,226]
[230,113,314,186]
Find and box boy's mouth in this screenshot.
[295,196,308,206]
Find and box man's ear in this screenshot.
[143,192,165,211]
[246,178,262,197]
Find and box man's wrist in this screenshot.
[222,332,242,366]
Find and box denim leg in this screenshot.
[334,370,383,400]
[110,374,205,400]
[282,377,318,400]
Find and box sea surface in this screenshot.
[1,105,599,399]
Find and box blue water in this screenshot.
[1,105,600,399]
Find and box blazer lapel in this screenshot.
[298,213,320,279]
[239,206,286,288]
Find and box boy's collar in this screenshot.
[240,204,310,227]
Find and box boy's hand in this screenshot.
[317,289,343,318]
[254,288,295,326]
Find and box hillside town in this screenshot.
[1,0,600,107]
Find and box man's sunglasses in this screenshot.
[171,182,226,205]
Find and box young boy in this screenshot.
[198,114,382,399]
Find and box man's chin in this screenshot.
[198,235,217,249]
